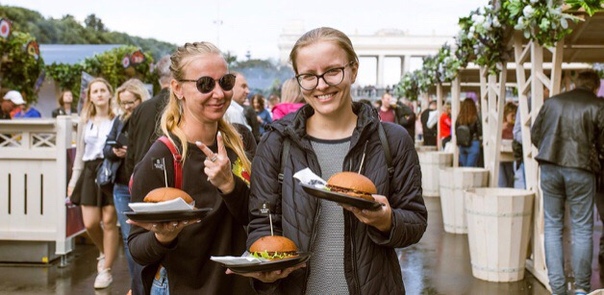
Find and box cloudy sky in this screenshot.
[4,0,488,60]
[3,0,491,86]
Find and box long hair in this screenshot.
[457,98,479,126]
[115,78,151,121]
[57,89,72,106]
[80,77,115,123]
[160,42,251,172]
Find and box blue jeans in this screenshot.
[540,164,594,294]
[113,183,135,279]
[514,162,526,189]
[458,140,481,167]
[151,266,169,295]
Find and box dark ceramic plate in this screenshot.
[301,183,382,210]
[221,252,311,273]
[125,208,212,223]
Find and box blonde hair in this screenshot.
[115,78,151,120]
[289,27,359,75]
[280,78,304,103]
[80,77,115,123]
[160,42,251,172]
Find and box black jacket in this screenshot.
[126,88,170,176]
[128,126,257,295]
[51,106,77,118]
[532,88,604,173]
[103,116,130,185]
[247,102,427,295]
[394,103,416,140]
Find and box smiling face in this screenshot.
[171,53,232,124]
[294,40,357,118]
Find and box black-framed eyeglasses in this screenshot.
[295,62,354,91]
[179,73,236,94]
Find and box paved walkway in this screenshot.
[0,197,602,294]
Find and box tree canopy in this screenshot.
[0,5,176,59]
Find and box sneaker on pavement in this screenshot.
[96,254,105,273]
[94,268,113,289]
[574,289,587,295]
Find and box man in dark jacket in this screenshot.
[378,92,416,141]
[531,70,604,295]
[420,100,438,146]
[123,55,171,294]
[246,102,427,294]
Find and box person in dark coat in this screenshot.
[420,100,438,146]
[127,42,256,295]
[125,55,171,177]
[51,90,78,117]
[531,70,604,295]
[232,27,427,295]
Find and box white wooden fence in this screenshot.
[0,116,82,262]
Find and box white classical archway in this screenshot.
[278,23,452,87]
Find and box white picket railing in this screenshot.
[0,116,82,259]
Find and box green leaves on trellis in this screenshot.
[0,31,44,103]
[46,45,157,105]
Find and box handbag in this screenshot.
[96,158,119,194]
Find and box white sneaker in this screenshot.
[96,254,105,273]
[94,268,113,289]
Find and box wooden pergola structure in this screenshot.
[475,8,604,288]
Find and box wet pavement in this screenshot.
[0,197,602,294]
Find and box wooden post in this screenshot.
[451,77,461,167]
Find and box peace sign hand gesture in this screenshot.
[196,131,235,194]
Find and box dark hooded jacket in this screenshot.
[247,102,427,294]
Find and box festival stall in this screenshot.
[396,0,604,287]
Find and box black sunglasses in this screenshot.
[179,74,236,93]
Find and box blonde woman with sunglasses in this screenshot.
[127,42,256,295]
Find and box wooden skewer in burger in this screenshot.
[249,205,299,260]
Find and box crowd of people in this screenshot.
[2,26,604,295]
[21,27,427,294]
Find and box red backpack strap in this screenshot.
[157,136,183,189]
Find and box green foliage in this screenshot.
[0,5,176,60]
[565,0,604,16]
[504,0,581,47]
[46,46,157,104]
[394,70,433,101]
[0,31,44,103]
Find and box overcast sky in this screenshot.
[3,0,488,60]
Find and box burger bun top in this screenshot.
[327,172,377,195]
[249,236,298,253]
[143,187,194,204]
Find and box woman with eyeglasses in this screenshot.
[236,27,427,294]
[101,78,149,292]
[127,42,256,295]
